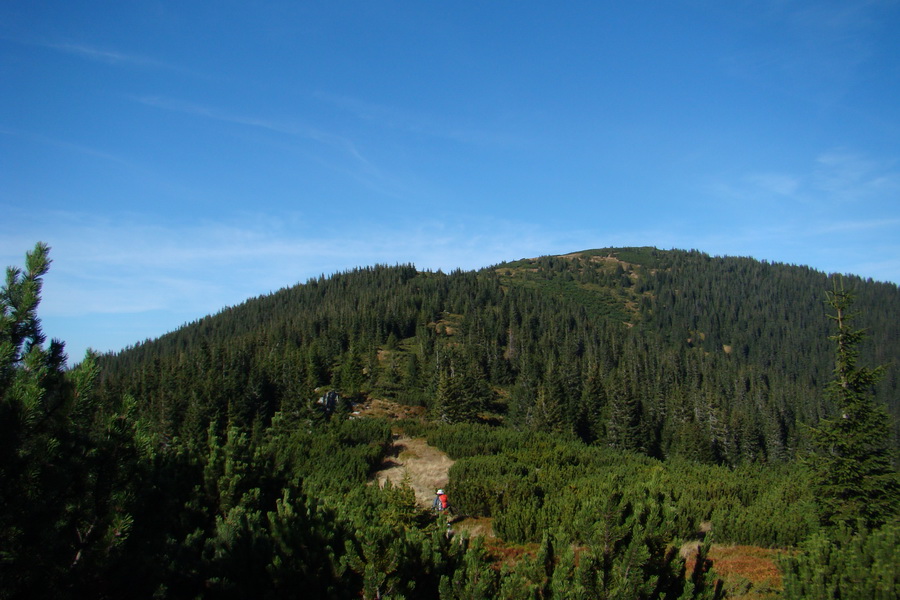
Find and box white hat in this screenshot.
[437,489,444,494]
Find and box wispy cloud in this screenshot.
[692,147,900,284]
[631,214,900,284]
[813,150,900,202]
[7,36,177,70]
[19,205,892,323]
[745,173,802,197]
[135,95,403,197]
[706,149,900,205]
[135,96,304,134]
[811,217,900,235]
[0,127,134,167]
[719,1,892,107]
[314,91,524,148]
[46,41,166,67]
[1,210,571,361]
[1,210,561,320]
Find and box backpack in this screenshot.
[439,494,449,510]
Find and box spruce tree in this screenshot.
[807,278,900,529]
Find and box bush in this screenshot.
[781,521,900,600]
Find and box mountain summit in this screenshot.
[97,247,900,464]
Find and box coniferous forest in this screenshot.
[2,243,898,599]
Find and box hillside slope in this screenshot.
[96,247,900,463]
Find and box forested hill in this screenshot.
[96,246,900,464]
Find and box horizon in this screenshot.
[30,244,899,365]
[3,2,899,363]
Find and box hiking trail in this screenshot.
[374,435,455,508]
[364,403,778,588]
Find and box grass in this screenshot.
[702,545,787,599]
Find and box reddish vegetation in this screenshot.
[483,537,538,570]
[481,536,784,596]
[707,545,784,587]
[455,516,495,539]
[684,544,785,597]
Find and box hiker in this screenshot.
[433,489,449,513]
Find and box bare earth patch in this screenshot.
[352,398,426,420]
[374,435,455,508]
[372,429,496,538]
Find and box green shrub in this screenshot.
[781,521,900,600]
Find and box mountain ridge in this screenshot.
[96,246,900,463]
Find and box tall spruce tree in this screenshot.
[807,278,900,529]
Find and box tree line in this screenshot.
[95,247,900,466]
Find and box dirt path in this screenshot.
[371,432,778,596]
[374,435,455,508]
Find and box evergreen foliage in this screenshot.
[780,522,900,600]
[4,244,900,598]
[95,248,900,468]
[427,422,816,548]
[1,244,145,597]
[807,278,900,529]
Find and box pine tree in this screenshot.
[0,244,141,597]
[337,345,366,400]
[605,373,643,452]
[807,278,900,529]
[432,349,482,424]
[531,381,565,433]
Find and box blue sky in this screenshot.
[2,1,899,364]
